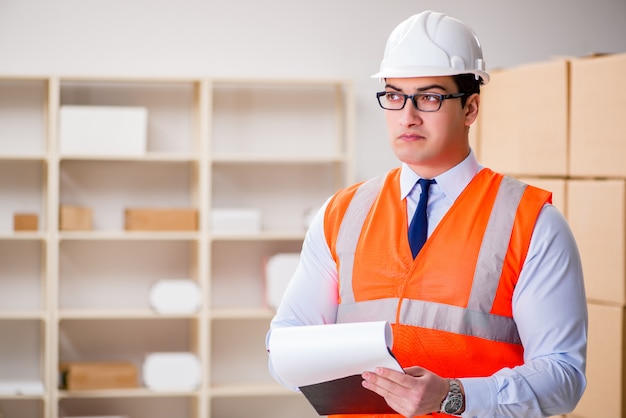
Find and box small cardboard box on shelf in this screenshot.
[59,362,138,391]
[124,208,198,231]
[59,205,93,231]
[13,213,38,231]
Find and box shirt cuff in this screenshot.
[458,376,497,418]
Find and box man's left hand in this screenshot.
[361,366,449,417]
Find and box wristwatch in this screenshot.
[440,378,464,415]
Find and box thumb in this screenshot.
[403,366,429,377]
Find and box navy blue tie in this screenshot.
[408,178,436,258]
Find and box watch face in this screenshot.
[444,396,463,414]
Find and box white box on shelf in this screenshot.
[149,279,201,314]
[59,105,147,156]
[211,208,261,233]
[265,253,300,309]
[143,352,201,392]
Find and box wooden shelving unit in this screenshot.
[0,75,354,418]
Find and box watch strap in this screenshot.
[440,378,464,415]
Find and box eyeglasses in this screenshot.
[376,91,466,112]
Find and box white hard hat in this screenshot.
[372,10,489,84]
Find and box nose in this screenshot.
[398,102,423,127]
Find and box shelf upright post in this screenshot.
[45,76,61,418]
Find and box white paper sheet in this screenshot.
[268,321,403,388]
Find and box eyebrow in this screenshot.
[384,83,449,93]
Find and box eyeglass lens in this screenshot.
[378,92,444,111]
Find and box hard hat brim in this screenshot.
[371,66,490,84]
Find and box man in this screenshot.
[267,10,587,417]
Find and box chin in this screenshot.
[396,150,428,167]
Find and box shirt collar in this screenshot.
[399,149,482,202]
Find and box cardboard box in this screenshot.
[125,208,198,231]
[479,59,569,176]
[59,205,93,231]
[59,105,147,156]
[515,178,566,216]
[567,180,625,305]
[59,362,138,391]
[211,208,261,233]
[570,53,626,177]
[571,302,626,418]
[13,213,38,231]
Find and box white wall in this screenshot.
[1,0,625,180]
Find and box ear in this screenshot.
[464,93,480,127]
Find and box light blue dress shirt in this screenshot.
[269,150,587,417]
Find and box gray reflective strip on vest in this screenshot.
[338,297,521,345]
[468,176,527,312]
[335,174,386,305]
[335,174,525,345]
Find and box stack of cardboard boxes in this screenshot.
[478,53,626,418]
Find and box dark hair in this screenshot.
[453,74,483,107]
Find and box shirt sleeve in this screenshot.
[266,198,340,387]
[461,204,588,417]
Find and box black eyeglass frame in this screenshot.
[376,91,466,112]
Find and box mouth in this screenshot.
[399,132,425,142]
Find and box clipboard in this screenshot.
[268,321,403,415]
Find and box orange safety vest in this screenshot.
[323,167,551,418]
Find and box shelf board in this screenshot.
[211,77,350,87]
[58,75,202,83]
[0,311,46,320]
[57,385,296,400]
[0,393,45,400]
[59,153,199,163]
[58,309,201,320]
[58,387,201,399]
[0,232,46,241]
[209,382,297,398]
[210,308,275,320]
[210,231,305,241]
[59,231,199,241]
[0,154,47,162]
[211,154,346,164]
